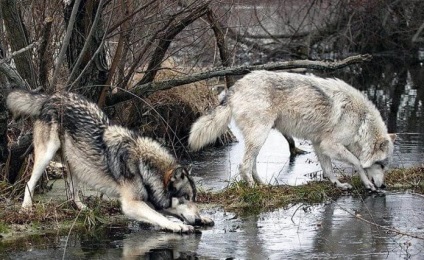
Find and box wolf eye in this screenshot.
[184,194,190,200]
[376,162,385,169]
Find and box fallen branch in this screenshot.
[107,54,372,105]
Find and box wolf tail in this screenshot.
[6,90,48,118]
[188,101,232,151]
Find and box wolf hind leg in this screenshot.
[282,134,308,156]
[238,120,274,186]
[66,173,87,210]
[22,122,60,209]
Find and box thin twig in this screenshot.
[62,208,83,260]
[0,40,40,65]
[336,203,424,240]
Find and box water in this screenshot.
[1,61,424,258]
[1,193,423,259]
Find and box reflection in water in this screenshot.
[121,232,201,260]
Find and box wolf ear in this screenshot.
[170,167,186,182]
[388,133,397,142]
[379,139,390,151]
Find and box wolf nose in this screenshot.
[194,218,203,226]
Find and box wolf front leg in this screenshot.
[314,148,353,190]
[120,197,195,233]
[315,141,376,191]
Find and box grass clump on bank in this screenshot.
[386,166,424,193]
[198,180,354,215]
[0,196,123,241]
[198,166,424,215]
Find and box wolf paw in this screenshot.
[19,205,33,213]
[167,222,195,233]
[335,182,353,190]
[363,181,376,191]
[199,216,215,226]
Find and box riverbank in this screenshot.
[0,166,422,245]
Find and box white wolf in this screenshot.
[7,90,214,233]
[189,71,396,190]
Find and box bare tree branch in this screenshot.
[0,40,40,66]
[107,54,372,105]
[1,0,37,86]
[0,40,41,87]
[135,2,210,87]
[0,62,27,87]
[204,8,235,87]
[106,0,157,34]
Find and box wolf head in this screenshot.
[363,134,396,188]
[166,165,196,201]
[164,197,214,226]
[163,166,214,226]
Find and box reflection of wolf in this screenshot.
[189,71,396,190]
[7,90,213,233]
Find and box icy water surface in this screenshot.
[1,193,423,259]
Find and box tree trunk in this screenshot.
[64,0,108,102]
[205,9,235,88]
[0,0,37,87]
[0,86,7,163]
[0,14,8,165]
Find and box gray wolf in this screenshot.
[7,90,213,233]
[189,70,396,190]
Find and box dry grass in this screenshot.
[111,65,233,155]
[386,166,424,192]
[198,180,352,215]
